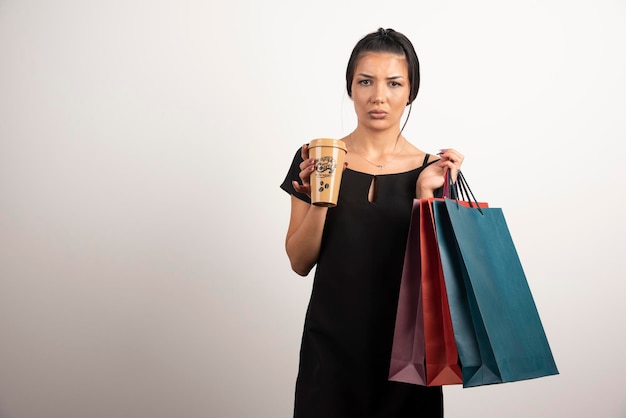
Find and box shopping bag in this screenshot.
[389,199,426,385]
[433,199,503,387]
[434,172,559,387]
[420,198,463,386]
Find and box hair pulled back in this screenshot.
[345,28,420,104]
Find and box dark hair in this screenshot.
[345,28,420,104]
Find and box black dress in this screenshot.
[281,148,443,418]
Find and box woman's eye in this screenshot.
[390,81,402,87]
[358,79,371,86]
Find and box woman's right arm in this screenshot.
[283,144,329,276]
[285,197,327,276]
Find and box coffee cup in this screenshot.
[308,138,347,207]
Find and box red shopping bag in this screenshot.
[422,197,489,385]
[420,197,463,386]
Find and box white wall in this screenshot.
[1,1,625,417]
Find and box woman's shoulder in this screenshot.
[403,142,439,167]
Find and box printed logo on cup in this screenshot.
[315,156,336,177]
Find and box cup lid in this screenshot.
[308,138,347,151]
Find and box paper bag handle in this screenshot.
[445,169,484,215]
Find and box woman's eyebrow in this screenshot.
[356,73,406,80]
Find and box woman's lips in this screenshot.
[369,110,387,119]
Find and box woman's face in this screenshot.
[350,52,410,132]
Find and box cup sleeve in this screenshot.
[280,147,311,204]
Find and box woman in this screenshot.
[280,28,464,417]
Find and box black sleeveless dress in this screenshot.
[281,148,443,418]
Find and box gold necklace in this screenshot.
[349,134,407,169]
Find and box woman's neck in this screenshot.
[349,129,403,156]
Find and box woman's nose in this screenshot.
[371,86,385,104]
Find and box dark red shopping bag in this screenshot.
[388,199,426,385]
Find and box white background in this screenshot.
[1,1,625,417]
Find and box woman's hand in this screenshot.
[292,144,315,197]
[416,148,464,198]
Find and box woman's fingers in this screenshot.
[294,144,315,197]
[438,148,464,167]
[299,144,315,180]
[294,167,313,197]
[437,148,464,181]
[300,143,310,162]
[293,180,311,195]
[299,159,315,182]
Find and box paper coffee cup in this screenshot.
[308,138,347,207]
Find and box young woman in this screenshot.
[281,28,464,418]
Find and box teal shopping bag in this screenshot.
[433,171,558,386]
[441,197,558,384]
